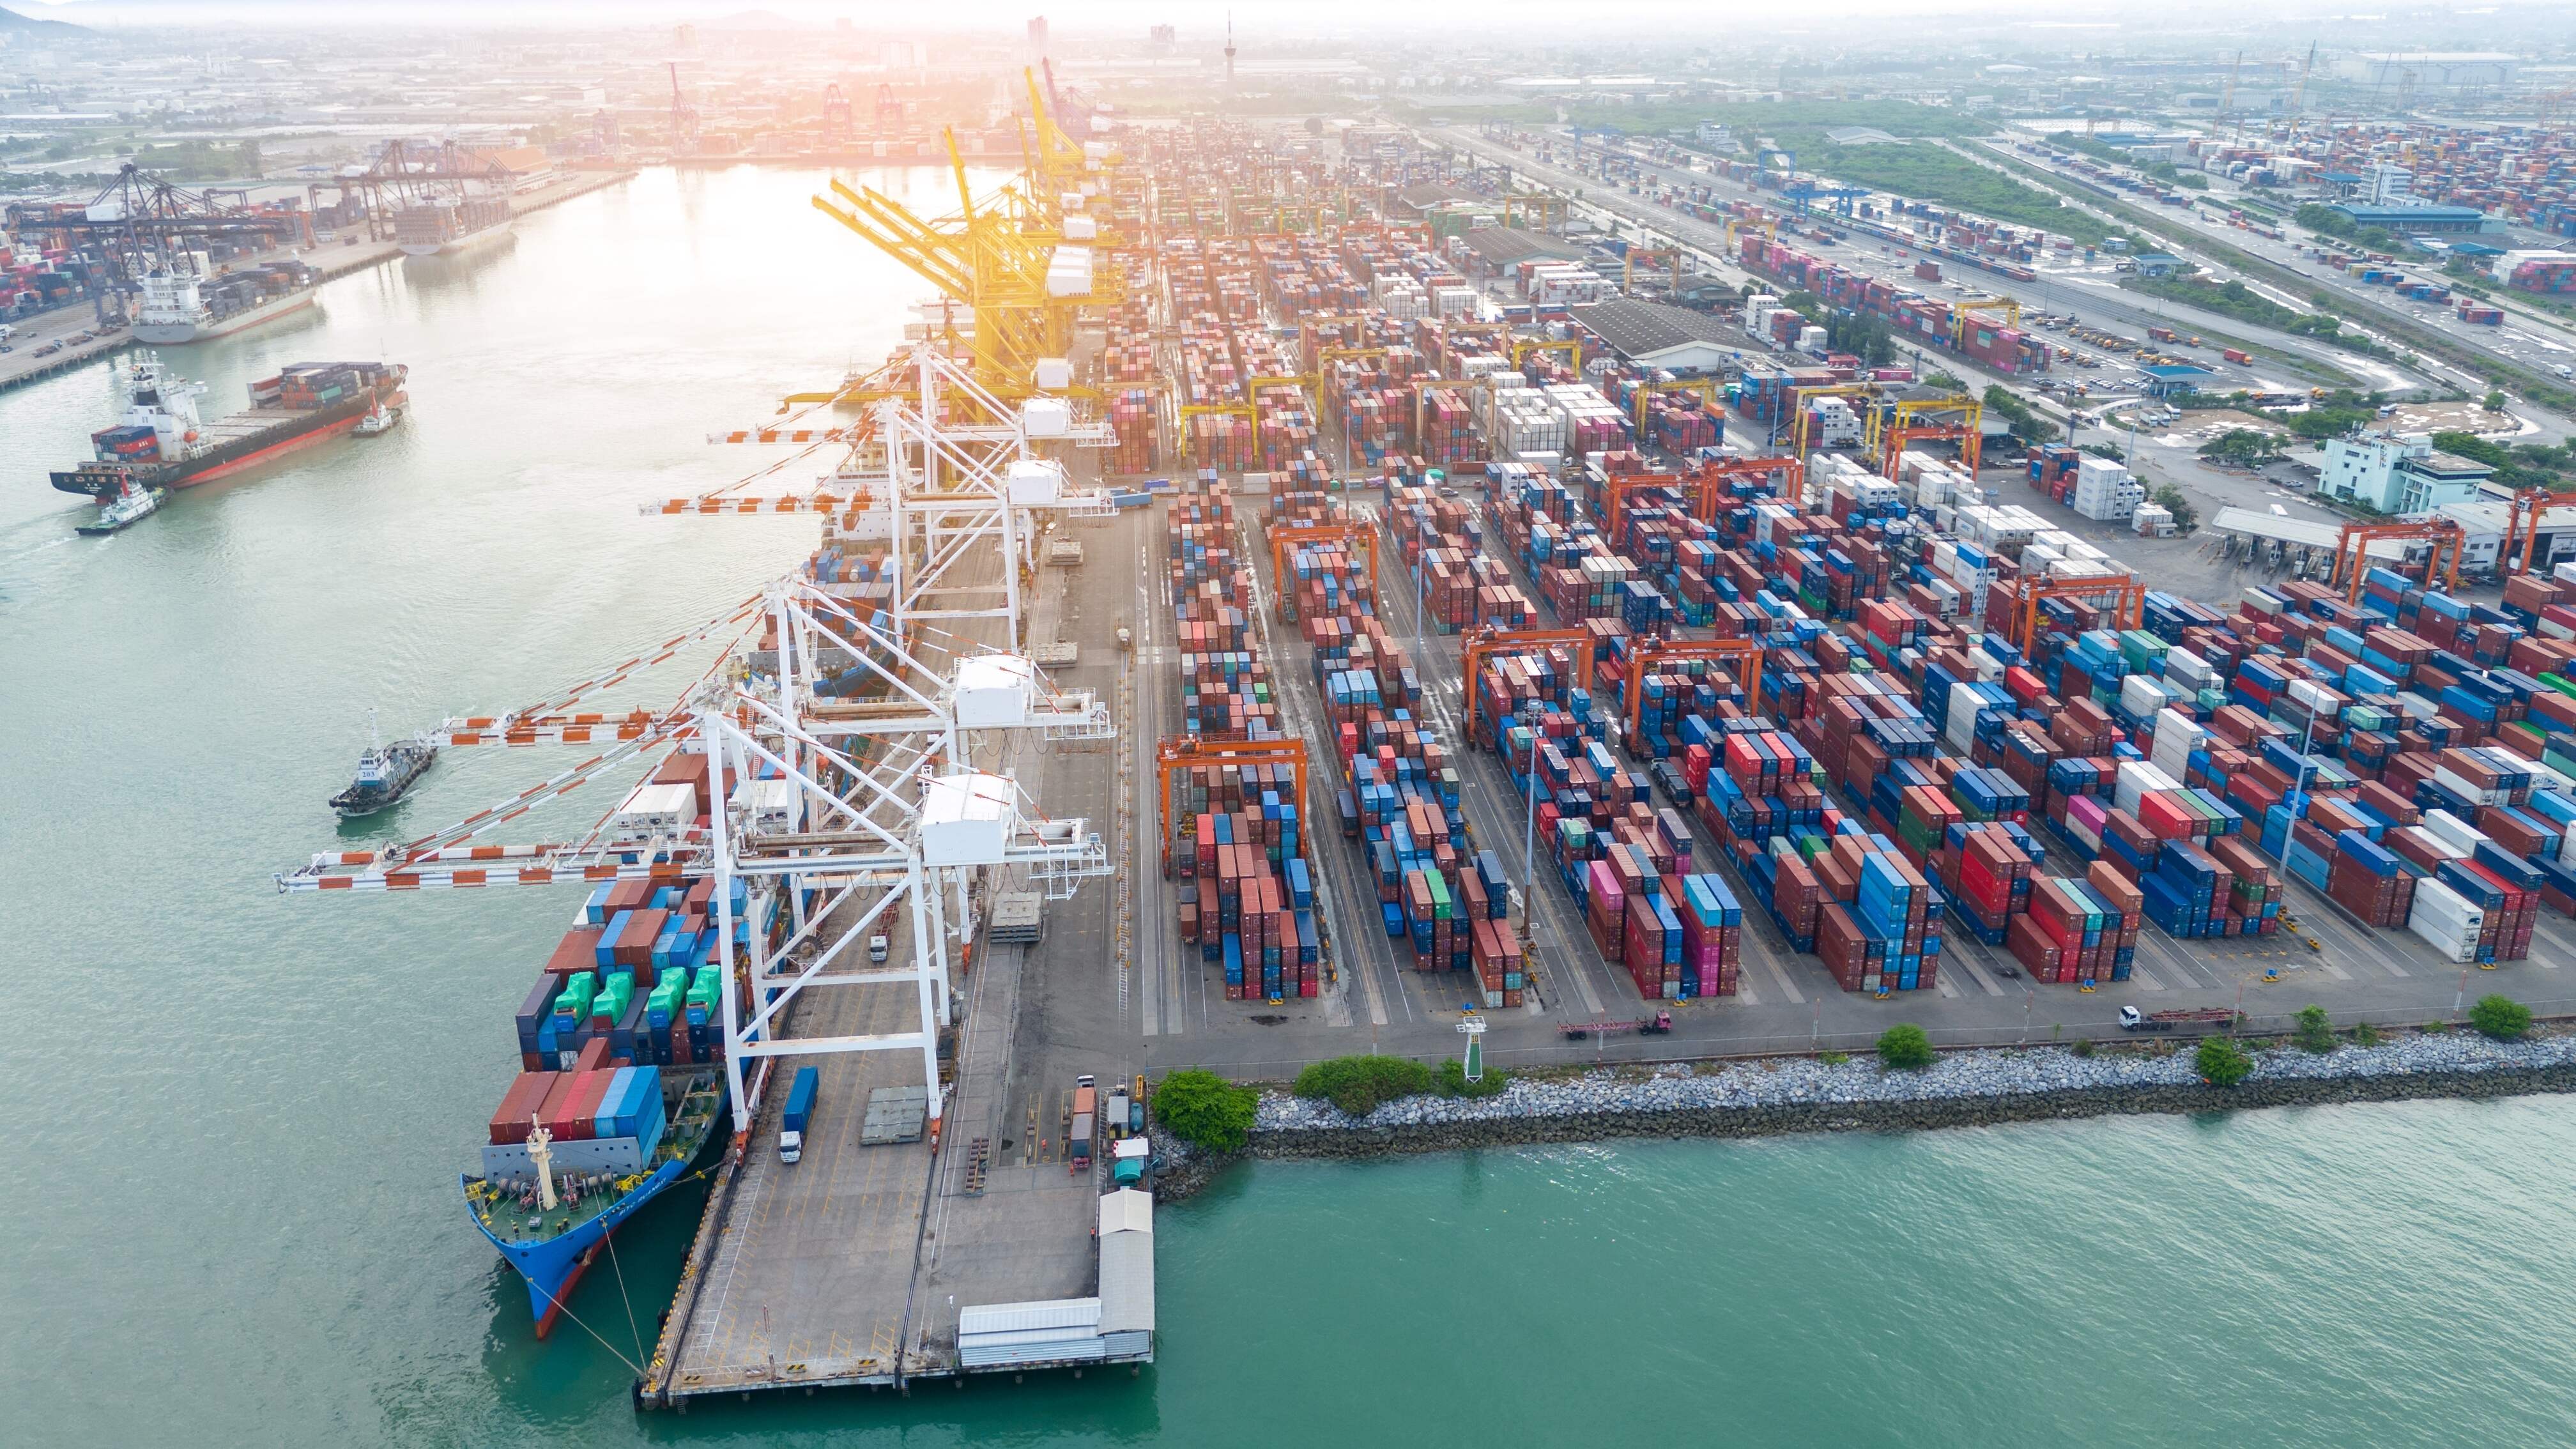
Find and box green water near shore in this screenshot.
[7,165,2575,1449]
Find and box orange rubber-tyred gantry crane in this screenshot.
[1878,424,1975,482]
[2328,519,2464,603]
[1268,523,1378,622]
[1460,625,1602,739]
[1598,470,1692,539]
[1155,736,1308,877]
[1622,638,1765,740]
[2496,487,2563,578]
[1998,572,2147,654]
[1689,456,1805,521]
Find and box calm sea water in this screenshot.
[8,167,2574,1449]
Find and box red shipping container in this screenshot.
[489,1071,556,1145]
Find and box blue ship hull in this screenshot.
[465,1082,727,1336]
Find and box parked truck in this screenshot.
[2119,1006,2242,1033]
[779,1065,820,1163]
[1069,1074,1097,1173]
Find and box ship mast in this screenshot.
[526,1120,557,1211]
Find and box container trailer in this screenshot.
[2118,1006,2242,1033]
[778,1064,819,1163]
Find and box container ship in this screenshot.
[130,260,318,344]
[470,752,748,1333]
[396,195,514,257]
[50,353,407,501]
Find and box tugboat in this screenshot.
[353,399,402,436]
[74,476,166,535]
[330,711,438,816]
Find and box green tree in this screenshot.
[1876,1022,1935,1070]
[2198,429,2285,468]
[1293,1054,1434,1114]
[1152,1069,1259,1151]
[2294,1004,2336,1054]
[2484,390,2509,412]
[2152,484,2198,532]
[2196,1036,2254,1086]
[2469,995,2532,1042]
[2433,431,2511,467]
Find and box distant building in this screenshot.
[2369,164,2414,205]
[2315,432,2494,514]
[1694,121,1733,148]
[2326,203,2501,236]
[2130,252,2187,279]
[473,144,555,194]
[2336,52,2518,90]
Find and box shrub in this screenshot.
[2294,1004,2336,1054]
[1293,1055,1433,1115]
[2196,1037,2253,1087]
[1435,1057,1509,1098]
[1818,1050,1850,1066]
[2354,1020,2383,1047]
[1876,1023,1935,1071]
[2469,995,2533,1042]
[2069,1036,2094,1059]
[1153,1069,1259,1152]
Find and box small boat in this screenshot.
[75,477,166,535]
[354,401,402,436]
[331,710,438,816]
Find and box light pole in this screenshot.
[1521,726,1540,922]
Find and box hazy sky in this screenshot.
[7,0,2569,37]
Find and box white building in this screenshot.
[2315,432,2493,516]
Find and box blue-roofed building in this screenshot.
[2138,363,2214,398]
[2327,203,2503,236]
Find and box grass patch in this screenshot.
[1799,140,2124,247]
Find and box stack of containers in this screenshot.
[1813,833,1941,993]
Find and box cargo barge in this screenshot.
[50,353,406,500]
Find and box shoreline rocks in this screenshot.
[1153,1034,2576,1199]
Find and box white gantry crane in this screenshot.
[284,355,1116,1137]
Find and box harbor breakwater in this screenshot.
[1157,1032,2576,1196]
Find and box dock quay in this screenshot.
[641,499,1152,1408]
[0,167,634,395]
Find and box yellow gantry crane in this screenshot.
[810,128,1122,408]
[1864,394,1986,474]
[1951,296,2023,352]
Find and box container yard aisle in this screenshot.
[1361,500,1613,1021]
[1238,505,1422,1032]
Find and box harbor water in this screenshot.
[8,166,2576,1448]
